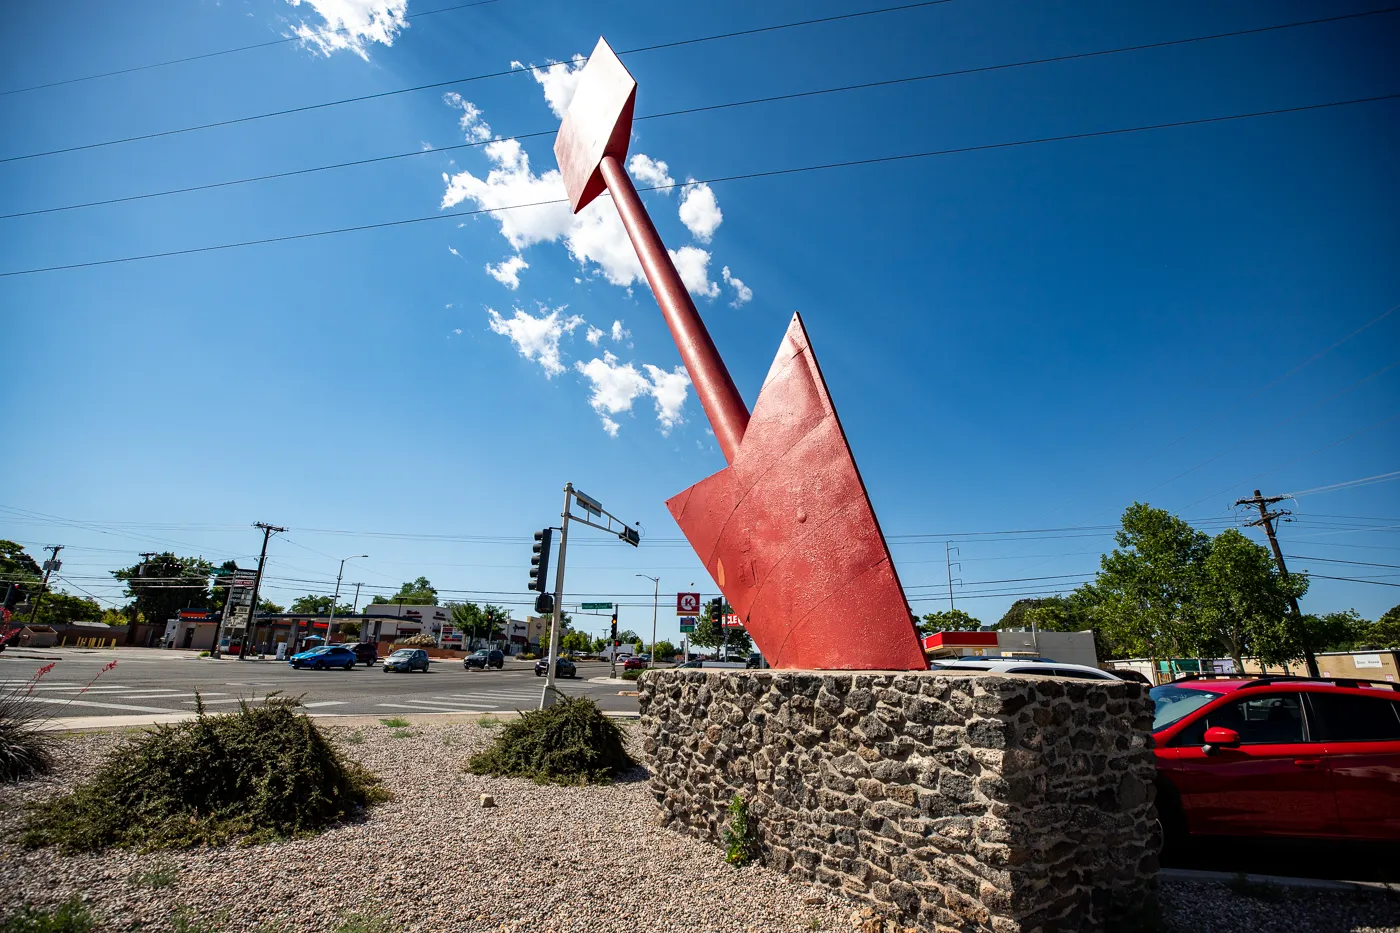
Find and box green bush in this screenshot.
[21,697,387,852]
[0,688,54,784]
[467,696,633,785]
[723,794,760,866]
[0,897,94,933]
[518,653,538,661]
[619,670,644,682]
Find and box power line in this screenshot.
[1287,470,1400,498]
[7,6,1394,222]
[0,0,505,97]
[0,0,956,164]
[5,90,1395,279]
[1286,554,1400,570]
[1305,573,1400,588]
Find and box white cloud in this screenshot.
[722,266,753,307]
[678,182,722,242]
[585,325,605,345]
[448,246,462,258]
[486,305,583,377]
[668,246,719,299]
[442,92,492,142]
[442,138,575,250]
[452,328,462,335]
[485,255,528,289]
[512,55,587,118]
[610,320,630,342]
[574,353,692,436]
[286,0,407,59]
[421,141,435,151]
[643,364,691,434]
[628,154,674,192]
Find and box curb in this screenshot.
[1160,867,1398,894]
[0,652,65,661]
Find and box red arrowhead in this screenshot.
[667,314,926,670]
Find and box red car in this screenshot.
[1151,676,1400,845]
[621,657,646,671]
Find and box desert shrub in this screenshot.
[0,897,94,933]
[467,696,633,785]
[0,687,54,784]
[21,697,387,852]
[619,670,644,682]
[723,794,760,866]
[518,653,537,661]
[393,634,436,647]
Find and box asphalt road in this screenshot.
[0,648,640,718]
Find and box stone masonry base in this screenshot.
[638,670,1158,933]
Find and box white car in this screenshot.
[928,658,1120,680]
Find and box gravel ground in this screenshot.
[0,719,858,933]
[2,720,1397,933]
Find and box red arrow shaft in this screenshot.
[599,155,750,462]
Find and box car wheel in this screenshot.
[314,660,325,671]
[345,661,355,670]
[535,670,543,677]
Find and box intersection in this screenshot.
[0,648,639,719]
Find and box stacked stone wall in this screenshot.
[638,670,1157,933]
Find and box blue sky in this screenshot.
[2,0,1397,644]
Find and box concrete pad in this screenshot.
[1159,867,1398,894]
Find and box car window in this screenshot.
[1174,691,1307,746]
[1007,667,1108,679]
[1151,685,1224,732]
[1308,692,1400,742]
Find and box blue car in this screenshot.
[289,645,357,670]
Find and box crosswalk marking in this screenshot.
[183,697,261,706]
[303,701,347,708]
[376,702,496,712]
[18,696,193,715]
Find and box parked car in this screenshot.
[746,653,765,669]
[289,645,357,670]
[1151,676,1400,845]
[621,656,647,671]
[383,648,430,673]
[535,656,577,678]
[927,658,1120,680]
[464,649,505,670]
[676,659,704,669]
[349,642,378,666]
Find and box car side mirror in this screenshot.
[1202,726,1241,754]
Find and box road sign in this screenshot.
[581,602,613,610]
[573,489,603,516]
[676,592,700,615]
[679,617,696,633]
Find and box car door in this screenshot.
[1305,690,1400,840]
[1164,689,1340,837]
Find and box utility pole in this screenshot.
[26,545,64,625]
[1236,489,1318,678]
[637,574,659,668]
[944,543,960,612]
[351,582,363,613]
[541,484,573,708]
[244,523,286,660]
[326,554,367,648]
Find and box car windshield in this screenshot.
[391,650,415,658]
[305,647,332,655]
[472,650,488,656]
[1150,684,1225,731]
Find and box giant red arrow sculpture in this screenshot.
[555,38,926,670]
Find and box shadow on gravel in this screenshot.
[1166,837,1400,884]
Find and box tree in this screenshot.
[918,609,982,635]
[0,540,42,582]
[616,628,641,645]
[258,598,284,614]
[370,577,438,606]
[1091,504,1211,660]
[112,553,215,627]
[559,630,592,654]
[289,595,354,616]
[482,605,511,642]
[29,591,103,628]
[449,602,485,646]
[1196,529,1301,673]
[652,639,678,660]
[997,598,1055,630]
[337,620,361,638]
[1356,604,1400,650]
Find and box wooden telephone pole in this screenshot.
[1235,489,1318,678]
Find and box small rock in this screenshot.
[480,793,496,807]
[804,890,826,906]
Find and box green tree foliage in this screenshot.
[651,639,678,660]
[1196,529,1303,672]
[1356,605,1400,650]
[370,577,437,606]
[449,602,511,647]
[559,630,592,654]
[0,540,42,583]
[111,553,214,627]
[28,592,103,628]
[917,608,982,635]
[1092,504,1212,659]
[289,595,354,616]
[257,598,284,614]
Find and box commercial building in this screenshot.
[922,630,1099,668]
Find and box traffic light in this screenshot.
[708,597,723,620]
[534,592,554,615]
[3,583,24,613]
[529,529,553,593]
[610,610,618,646]
[619,526,640,547]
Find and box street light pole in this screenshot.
[326,555,367,647]
[637,574,659,668]
[541,484,573,709]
